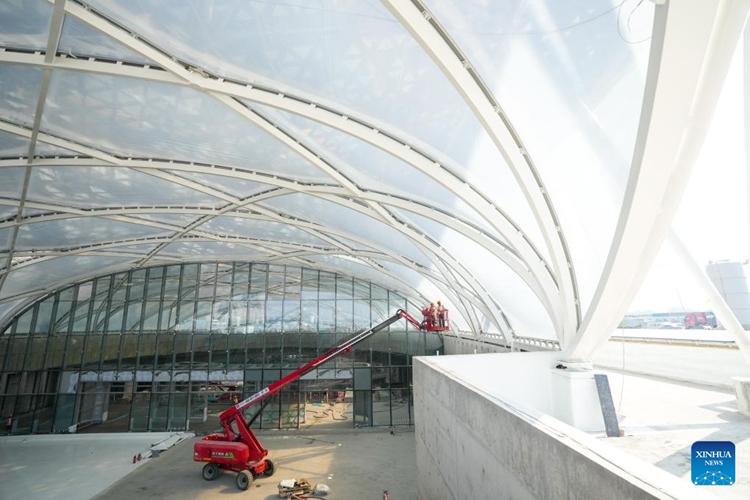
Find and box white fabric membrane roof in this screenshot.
[0,0,660,343]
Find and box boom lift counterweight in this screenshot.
[193,308,425,490]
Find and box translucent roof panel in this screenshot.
[0,65,43,128]
[34,142,81,157]
[85,1,522,179]
[167,171,275,199]
[303,254,419,300]
[16,218,173,251]
[20,208,50,217]
[260,194,432,267]
[0,255,136,300]
[0,299,23,327]
[99,243,159,255]
[252,104,509,240]
[0,168,25,198]
[0,207,16,221]
[0,227,12,251]
[58,15,153,64]
[0,131,30,157]
[200,216,331,247]
[130,213,203,227]
[324,235,379,253]
[160,241,268,259]
[425,0,654,316]
[27,166,226,209]
[0,0,52,51]
[41,71,332,182]
[390,208,555,338]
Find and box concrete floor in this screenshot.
[6,370,745,500]
[0,432,184,500]
[601,369,750,500]
[92,430,416,500]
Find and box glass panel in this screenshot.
[42,71,330,181]
[301,301,317,333]
[1,256,136,300]
[261,194,431,266]
[64,336,85,369]
[265,302,282,333]
[28,166,223,209]
[45,337,66,370]
[131,391,151,432]
[163,241,267,259]
[53,394,76,433]
[424,0,654,317]
[6,338,28,371]
[0,0,52,51]
[319,301,335,333]
[255,104,504,238]
[16,218,171,251]
[247,301,264,334]
[58,15,152,64]
[85,0,476,176]
[25,337,46,371]
[249,265,267,300]
[0,167,24,198]
[167,170,274,198]
[15,308,33,334]
[126,302,143,332]
[202,217,330,246]
[0,65,42,129]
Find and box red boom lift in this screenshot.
[193,308,426,490]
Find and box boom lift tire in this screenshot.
[263,458,276,477]
[236,470,253,490]
[202,463,220,481]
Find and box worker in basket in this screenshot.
[437,301,446,328]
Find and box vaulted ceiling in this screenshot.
[2,0,729,351]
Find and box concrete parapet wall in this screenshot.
[441,335,510,355]
[414,354,717,500]
[594,338,750,388]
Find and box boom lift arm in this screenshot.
[222,308,422,422]
[194,308,424,486]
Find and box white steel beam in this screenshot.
[0,2,66,296]
[0,29,561,330]
[564,0,750,360]
[381,0,578,343]
[0,151,553,323]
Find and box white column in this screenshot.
[668,232,750,364]
[564,0,750,361]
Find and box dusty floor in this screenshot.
[600,370,750,500]
[92,429,416,500]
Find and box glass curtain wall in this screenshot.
[0,263,442,434]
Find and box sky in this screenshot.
[629,35,748,313]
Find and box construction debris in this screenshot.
[278,478,314,498]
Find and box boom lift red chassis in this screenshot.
[193,308,425,490]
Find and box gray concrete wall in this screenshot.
[441,335,510,355]
[414,355,717,500]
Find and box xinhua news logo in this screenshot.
[692,441,735,486]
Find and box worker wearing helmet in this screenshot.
[428,302,436,330]
[437,301,446,328]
